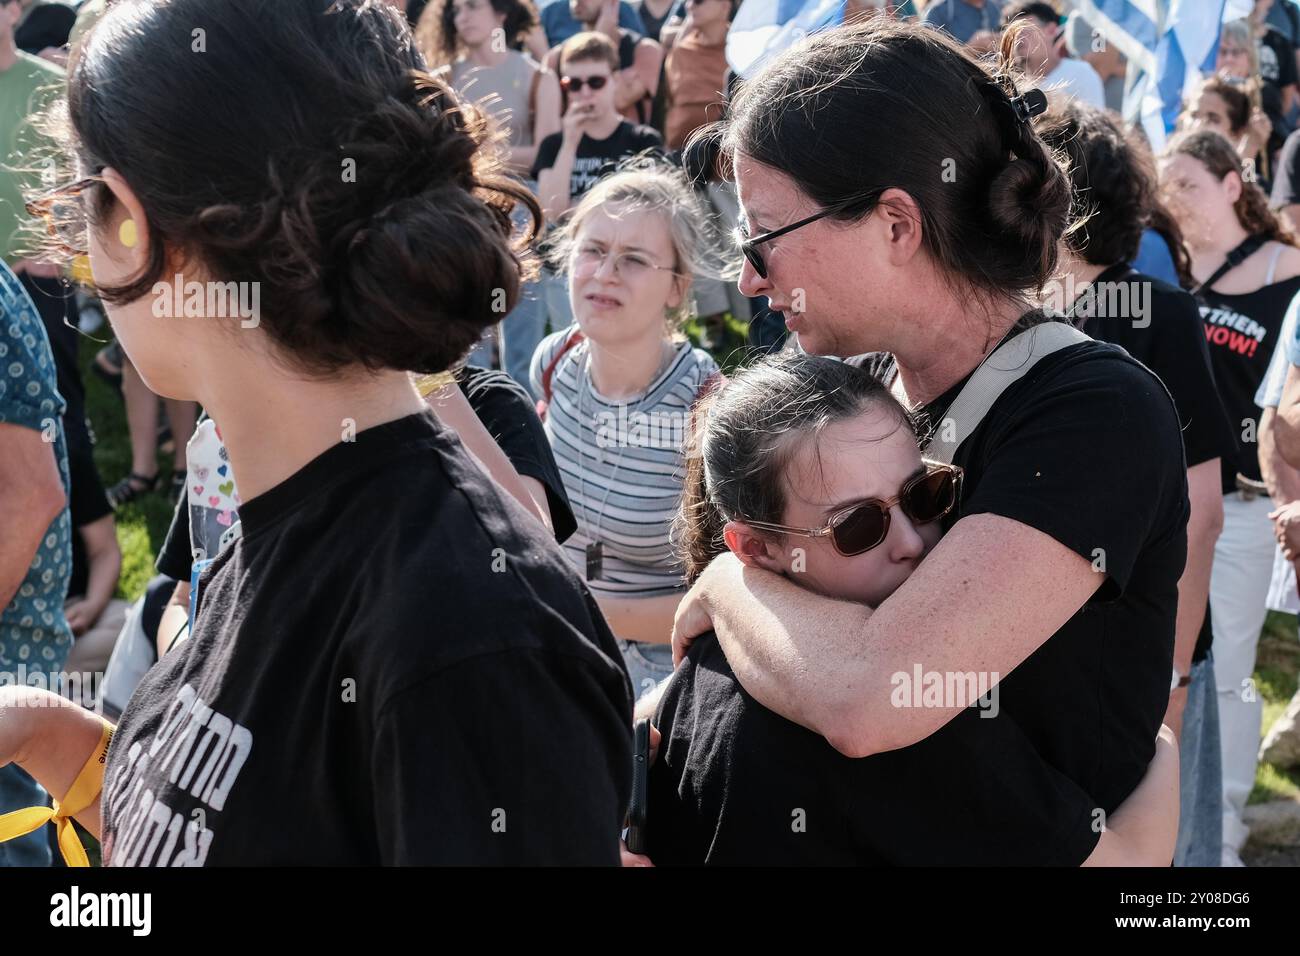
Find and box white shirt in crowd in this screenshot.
[1043,57,1106,109]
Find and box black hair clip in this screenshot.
[1009,87,1049,125]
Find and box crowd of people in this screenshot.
[1,0,1300,868]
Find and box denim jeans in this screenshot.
[1174,655,1223,867]
[0,764,53,867]
[618,639,674,702]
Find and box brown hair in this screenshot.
[559,30,619,73]
[415,0,539,70]
[1165,130,1297,247]
[45,0,540,377]
[677,353,915,584]
[1186,74,1253,135]
[696,19,1075,306]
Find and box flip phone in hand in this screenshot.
[626,718,651,854]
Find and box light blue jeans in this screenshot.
[0,764,53,867]
[1175,654,1223,867]
[618,639,674,702]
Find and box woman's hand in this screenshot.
[670,552,742,665]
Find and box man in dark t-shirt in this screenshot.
[533,31,663,221]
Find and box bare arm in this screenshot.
[593,590,681,644]
[66,514,122,634]
[156,579,190,659]
[2,687,110,838]
[1165,460,1224,734]
[1081,726,1180,866]
[676,514,1103,758]
[424,382,553,531]
[1280,204,1300,234]
[1273,363,1300,467]
[523,24,549,62]
[615,38,662,112]
[0,423,66,610]
[537,136,579,221]
[1262,406,1300,500]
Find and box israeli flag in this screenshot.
[725,0,845,80]
[1075,0,1254,149]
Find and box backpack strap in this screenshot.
[535,328,586,421]
[923,322,1091,465]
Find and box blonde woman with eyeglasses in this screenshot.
[531,165,729,699]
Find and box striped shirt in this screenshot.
[531,328,719,597]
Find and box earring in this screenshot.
[119,219,138,248]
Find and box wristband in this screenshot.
[0,717,113,867]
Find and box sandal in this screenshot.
[106,471,160,510]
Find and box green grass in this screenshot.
[79,335,176,602]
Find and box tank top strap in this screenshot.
[1266,242,1286,285]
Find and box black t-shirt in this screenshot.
[649,633,1104,865]
[530,120,663,202]
[67,443,112,600]
[853,328,1188,817]
[1199,273,1300,491]
[458,365,577,543]
[1073,268,1234,665]
[156,368,578,580]
[1258,26,1297,155]
[1073,266,1237,470]
[104,412,633,865]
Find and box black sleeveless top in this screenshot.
[1199,269,1300,492]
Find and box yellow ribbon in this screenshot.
[0,719,113,867]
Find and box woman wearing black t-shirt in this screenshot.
[1160,127,1300,867]
[671,21,1190,843]
[1036,102,1238,867]
[645,354,1179,866]
[0,0,632,865]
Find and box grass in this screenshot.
[79,314,1300,804]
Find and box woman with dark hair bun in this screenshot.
[0,0,632,865]
[1037,100,1238,867]
[671,19,1190,861]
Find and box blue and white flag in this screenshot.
[1075,0,1254,148]
[725,0,845,79]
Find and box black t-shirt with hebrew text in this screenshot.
[104,411,632,865]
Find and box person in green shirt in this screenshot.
[0,0,63,273]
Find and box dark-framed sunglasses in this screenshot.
[561,75,608,93]
[25,172,104,257]
[742,463,964,557]
[734,193,878,279]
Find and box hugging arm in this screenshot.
[674,363,1184,758]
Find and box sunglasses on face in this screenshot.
[734,193,879,280]
[561,75,609,93]
[742,463,964,557]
